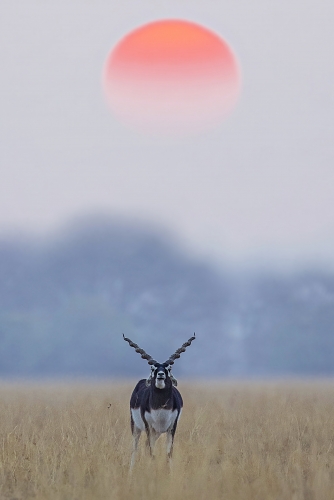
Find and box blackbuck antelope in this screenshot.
[123,333,195,466]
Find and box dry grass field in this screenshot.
[0,381,334,499]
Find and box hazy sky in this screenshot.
[1,1,334,266]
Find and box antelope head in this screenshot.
[123,333,196,389]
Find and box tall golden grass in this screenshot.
[0,381,333,499]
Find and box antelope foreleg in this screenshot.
[166,431,174,459]
[130,427,141,470]
[146,428,159,457]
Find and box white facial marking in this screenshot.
[155,378,166,389]
[145,409,178,434]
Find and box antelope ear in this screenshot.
[170,374,178,387]
[145,377,152,387]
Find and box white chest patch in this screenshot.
[131,408,146,431]
[145,408,179,434]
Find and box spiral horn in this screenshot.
[123,334,157,365]
[164,333,196,366]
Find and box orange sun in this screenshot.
[103,20,241,135]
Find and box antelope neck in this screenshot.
[149,384,173,410]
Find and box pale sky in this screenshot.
[1,1,334,267]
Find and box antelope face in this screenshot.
[146,364,169,389]
[146,364,177,389]
[155,365,168,389]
